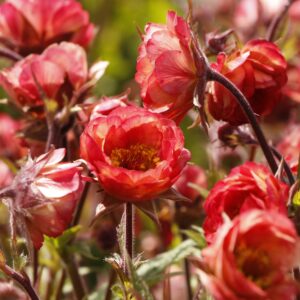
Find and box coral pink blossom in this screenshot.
[174,164,207,201]
[0,161,13,189]
[277,124,300,174]
[283,64,300,103]
[80,92,133,123]
[135,11,201,123]
[199,210,299,300]
[0,42,88,116]
[0,113,25,159]
[203,162,288,243]
[80,106,190,202]
[0,0,95,55]
[8,148,83,249]
[209,39,287,125]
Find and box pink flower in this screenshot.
[199,210,299,300]
[0,161,13,189]
[209,39,287,125]
[174,164,207,201]
[203,162,288,243]
[277,123,300,174]
[135,11,201,123]
[7,148,83,249]
[0,113,25,159]
[80,106,190,202]
[79,91,134,123]
[0,42,88,116]
[0,0,95,55]
[234,0,285,36]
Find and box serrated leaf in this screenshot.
[137,239,198,286]
[125,251,153,300]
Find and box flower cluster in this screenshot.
[0,2,299,300]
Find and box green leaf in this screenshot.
[45,225,82,252]
[125,251,154,300]
[137,239,198,286]
[293,191,300,207]
[182,226,207,249]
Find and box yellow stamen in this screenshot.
[110,143,160,171]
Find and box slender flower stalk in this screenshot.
[1,263,40,300]
[124,203,134,274]
[266,0,294,42]
[207,68,278,175]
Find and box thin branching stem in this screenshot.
[207,69,278,175]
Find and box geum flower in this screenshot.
[135,11,206,123]
[209,39,287,125]
[203,162,289,243]
[80,106,190,202]
[1,148,83,249]
[277,123,300,174]
[0,42,88,117]
[197,210,299,300]
[0,0,95,55]
[79,90,134,123]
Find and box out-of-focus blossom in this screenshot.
[0,281,28,300]
[0,113,25,159]
[0,0,95,55]
[6,148,83,249]
[277,124,300,174]
[283,64,300,103]
[289,0,300,21]
[0,42,88,117]
[209,39,287,125]
[79,91,133,123]
[135,11,203,123]
[80,106,190,202]
[199,210,299,300]
[174,164,207,201]
[234,0,286,35]
[0,161,13,188]
[203,162,288,243]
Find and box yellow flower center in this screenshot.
[110,143,160,171]
[235,243,273,289]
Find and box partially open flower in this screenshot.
[199,210,299,300]
[6,148,83,249]
[277,124,300,174]
[209,39,287,125]
[0,0,95,55]
[79,91,133,123]
[203,162,288,243]
[174,164,207,202]
[135,11,204,123]
[0,281,28,300]
[0,42,88,117]
[80,106,190,202]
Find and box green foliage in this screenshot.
[137,239,199,286]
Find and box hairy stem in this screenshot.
[63,253,86,300]
[2,264,40,300]
[124,202,133,274]
[207,69,278,175]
